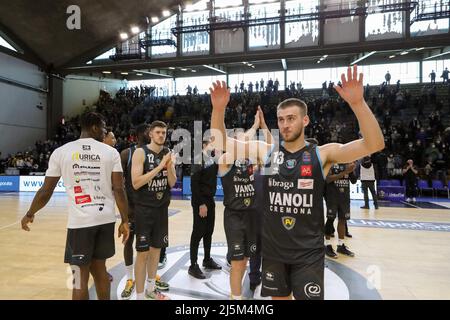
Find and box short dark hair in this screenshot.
[135,123,150,137]
[277,98,308,116]
[80,112,105,131]
[149,120,167,131]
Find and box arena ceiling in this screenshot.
[0,0,182,71]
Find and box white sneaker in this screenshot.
[406,198,411,202]
[412,197,417,203]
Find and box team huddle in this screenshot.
[21,65,384,300]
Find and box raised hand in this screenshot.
[257,106,267,129]
[334,65,364,107]
[209,80,230,112]
[160,153,172,168]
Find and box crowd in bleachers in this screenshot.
[1,77,450,190]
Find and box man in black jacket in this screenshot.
[188,138,222,279]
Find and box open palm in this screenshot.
[210,80,230,112]
[335,65,364,106]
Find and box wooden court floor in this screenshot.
[0,193,450,300]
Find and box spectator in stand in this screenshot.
[403,159,418,203]
[441,67,449,84]
[385,71,391,85]
[429,70,436,84]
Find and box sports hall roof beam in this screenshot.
[0,22,46,70]
[65,34,450,74]
[281,59,287,71]
[202,64,227,74]
[132,69,173,78]
[423,46,450,60]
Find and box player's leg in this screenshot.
[261,258,292,300]
[203,201,221,269]
[189,203,207,279]
[336,206,354,257]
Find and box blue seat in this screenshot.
[378,180,391,186]
[418,179,433,197]
[432,180,448,198]
[390,180,401,187]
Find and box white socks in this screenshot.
[231,294,242,300]
[338,239,344,246]
[146,278,156,292]
[325,239,331,246]
[136,292,145,300]
[126,264,134,280]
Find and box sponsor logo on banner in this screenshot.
[302,152,311,163]
[298,179,314,189]
[282,216,296,230]
[74,186,82,194]
[75,195,92,204]
[285,159,297,169]
[71,152,100,162]
[0,176,19,192]
[301,165,312,177]
[20,176,65,192]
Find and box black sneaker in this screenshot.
[203,258,222,270]
[325,245,338,259]
[337,244,355,257]
[250,279,261,291]
[345,232,353,238]
[360,206,369,209]
[374,205,379,210]
[188,263,206,279]
[330,233,335,238]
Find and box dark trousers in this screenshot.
[190,200,215,265]
[361,180,378,208]
[405,181,418,198]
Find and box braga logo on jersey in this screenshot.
[282,216,296,230]
[298,179,314,190]
[301,165,312,177]
[72,152,100,162]
[75,195,92,204]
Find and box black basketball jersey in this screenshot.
[134,145,171,208]
[262,143,325,264]
[221,159,256,211]
[124,145,136,203]
[326,164,351,205]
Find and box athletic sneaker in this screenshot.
[155,275,169,291]
[158,256,167,270]
[337,244,355,257]
[188,263,206,279]
[345,232,353,238]
[203,258,222,270]
[325,245,338,259]
[145,289,170,300]
[121,279,135,300]
[360,206,369,209]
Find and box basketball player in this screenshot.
[219,107,272,300]
[131,121,176,300]
[120,124,170,299]
[209,65,384,300]
[103,127,116,148]
[21,112,130,300]
[324,162,357,259]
